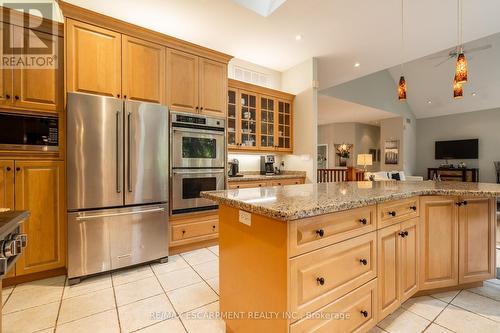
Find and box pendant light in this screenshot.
[453,79,463,99]
[398,0,407,101]
[455,0,468,83]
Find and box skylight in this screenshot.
[233,0,288,17]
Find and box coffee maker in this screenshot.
[260,155,275,175]
[228,159,240,177]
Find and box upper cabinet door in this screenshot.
[238,90,258,150]
[122,35,165,104]
[0,23,13,107]
[66,19,121,97]
[227,88,239,148]
[419,196,459,291]
[199,58,227,117]
[12,26,63,112]
[458,197,496,284]
[259,96,276,150]
[276,100,292,152]
[166,49,199,113]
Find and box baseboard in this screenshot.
[3,267,67,287]
[413,281,483,297]
[169,239,218,255]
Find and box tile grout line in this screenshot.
[149,261,189,333]
[179,249,220,296]
[110,271,124,333]
[51,276,68,332]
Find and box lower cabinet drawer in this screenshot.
[270,178,304,186]
[290,232,377,319]
[228,181,267,189]
[171,219,218,242]
[290,279,378,333]
[378,197,419,228]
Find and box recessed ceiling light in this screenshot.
[427,100,432,104]
[354,62,360,67]
[295,34,302,41]
[471,92,477,96]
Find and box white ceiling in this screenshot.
[318,95,395,126]
[63,0,500,91]
[387,32,500,119]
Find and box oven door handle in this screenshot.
[172,127,225,136]
[172,169,225,175]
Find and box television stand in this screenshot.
[427,167,479,182]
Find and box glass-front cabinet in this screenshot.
[227,79,293,153]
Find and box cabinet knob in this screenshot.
[359,218,367,225]
[200,107,204,111]
[196,106,199,112]
[14,95,19,100]
[124,95,127,99]
[16,167,21,172]
[398,232,406,238]
[212,225,216,229]
[316,277,325,286]
[316,229,325,237]
[359,259,368,266]
[6,166,11,171]
[462,200,468,206]
[410,205,417,211]
[360,310,368,318]
[182,230,186,235]
[5,94,10,99]
[388,211,397,217]
[117,94,120,98]
[404,231,409,236]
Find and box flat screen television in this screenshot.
[435,139,478,159]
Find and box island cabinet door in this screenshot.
[377,223,400,320]
[399,218,419,303]
[419,196,459,291]
[458,197,496,284]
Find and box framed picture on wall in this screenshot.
[384,140,399,165]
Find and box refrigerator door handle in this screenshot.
[116,111,121,193]
[75,207,166,221]
[127,111,132,193]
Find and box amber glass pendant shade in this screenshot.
[398,76,407,100]
[453,79,463,99]
[455,52,468,83]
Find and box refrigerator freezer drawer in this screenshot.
[68,204,169,279]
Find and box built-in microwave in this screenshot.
[0,113,58,151]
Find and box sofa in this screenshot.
[364,171,424,181]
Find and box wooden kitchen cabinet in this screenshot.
[199,58,227,116]
[419,196,459,290]
[227,177,305,190]
[14,160,66,276]
[0,23,13,108]
[66,19,122,98]
[122,35,165,104]
[0,160,15,210]
[377,217,419,320]
[0,23,63,113]
[228,79,294,153]
[166,49,227,117]
[458,197,496,284]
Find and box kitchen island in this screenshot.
[202,181,500,333]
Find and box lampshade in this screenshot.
[398,75,407,100]
[455,52,468,83]
[453,79,463,99]
[357,154,373,166]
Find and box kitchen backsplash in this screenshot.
[227,153,284,172]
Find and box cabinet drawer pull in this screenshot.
[410,205,417,211]
[6,166,11,171]
[360,310,368,318]
[462,200,468,206]
[359,259,368,266]
[388,211,397,217]
[316,277,325,286]
[6,94,10,99]
[398,232,406,238]
[14,95,19,100]
[16,167,21,172]
[359,218,367,225]
[316,229,325,237]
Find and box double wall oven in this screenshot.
[171,112,225,214]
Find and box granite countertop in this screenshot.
[201,181,500,221]
[227,172,306,182]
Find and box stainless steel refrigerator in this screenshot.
[66,92,168,283]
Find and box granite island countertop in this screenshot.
[227,171,306,182]
[202,181,500,221]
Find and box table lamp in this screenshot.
[357,154,373,171]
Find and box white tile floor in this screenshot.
[2,245,500,333]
